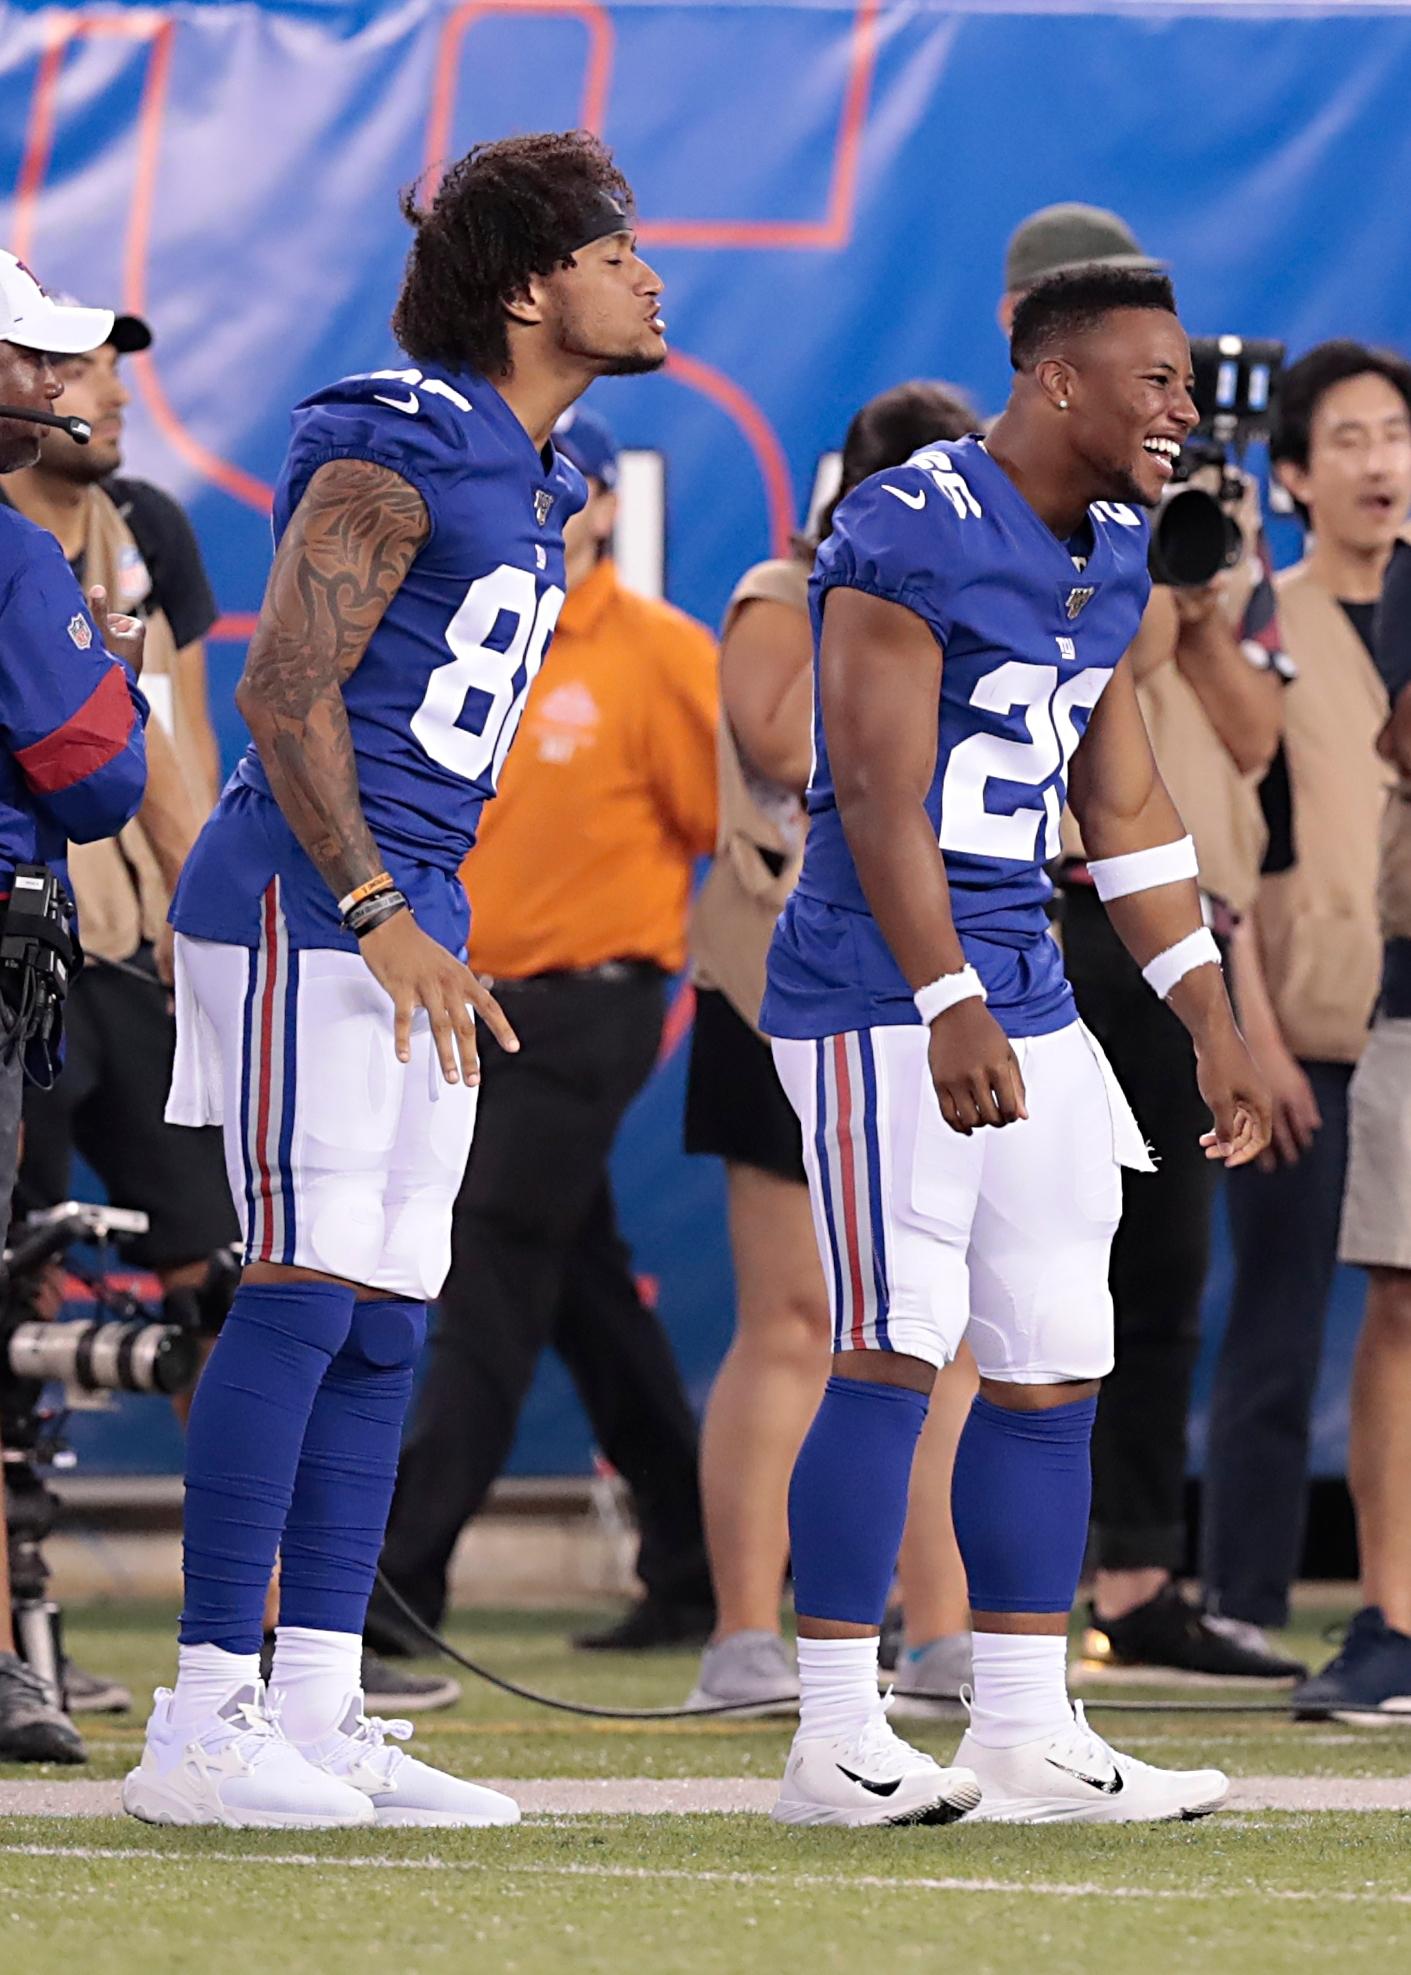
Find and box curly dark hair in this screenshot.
[393,131,633,374]
[1270,339,1411,512]
[1010,264,1178,372]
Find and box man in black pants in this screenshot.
[368,408,720,1655]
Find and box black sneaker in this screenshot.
[0,1651,87,1763]
[1291,1607,1411,1722]
[360,1650,461,1713]
[572,1598,715,1652]
[1082,1583,1307,1682]
[62,1660,133,1715]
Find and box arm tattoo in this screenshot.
[237,458,429,902]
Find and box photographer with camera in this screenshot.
[1202,342,1411,1648]
[1001,207,1298,1680]
[0,250,151,1760]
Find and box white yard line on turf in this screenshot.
[4,1844,1411,1904]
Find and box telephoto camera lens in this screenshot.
[1149,486,1237,588]
[2,1317,197,1395]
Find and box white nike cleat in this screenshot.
[295,1692,521,1827]
[956,1701,1228,1824]
[122,1683,375,1829]
[772,1707,981,1828]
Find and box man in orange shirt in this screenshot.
[368,408,721,1654]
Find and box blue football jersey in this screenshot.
[171,361,586,952]
[762,435,1151,1039]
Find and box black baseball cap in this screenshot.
[1004,203,1163,296]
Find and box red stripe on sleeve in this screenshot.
[14,663,136,796]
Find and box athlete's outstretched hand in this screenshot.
[927,1000,1028,1136]
[358,910,519,1086]
[1194,1025,1272,1168]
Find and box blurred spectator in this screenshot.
[2,306,239,1383]
[1002,205,1299,1678]
[1294,532,1411,1715]
[685,382,982,1716]
[1202,342,1411,1638]
[368,407,720,1658]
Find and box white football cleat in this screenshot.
[772,1707,981,1828]
[296,1692,521,1827]
[122,1683,375,1830]
[956,1701,1228,1824]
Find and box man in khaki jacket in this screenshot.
[1202,342,1411,1639]
[1294,535,1411,1714]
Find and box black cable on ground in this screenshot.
[373,1569,1305,1722]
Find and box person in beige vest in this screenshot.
[1202,342,1411,1641]
[1002,202,1301,1682]
[1294,535,1411,1713]
[684,381,983,1714]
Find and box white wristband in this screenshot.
[1089,835,1199,902]
[1142,927,1222,1000]
[914,965,987,1025]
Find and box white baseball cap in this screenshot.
[0,250,114,355]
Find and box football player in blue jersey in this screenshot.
[123,132,667,1830]
[762,265,1273,1828]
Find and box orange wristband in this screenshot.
[338,871,394,917]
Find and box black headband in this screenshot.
[564,189,634,257]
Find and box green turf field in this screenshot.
[3,1599,1410,1974]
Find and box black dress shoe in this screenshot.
[0,1652,86,1764]
[572,1597,716,1652]
[1082,1583,1307,1681]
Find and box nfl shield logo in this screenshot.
[67,612,93,649]
[1065,586,1096,621]
[534,489,554,527]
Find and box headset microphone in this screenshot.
[0,406,91,443]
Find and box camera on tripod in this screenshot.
[1149,335,1285,588]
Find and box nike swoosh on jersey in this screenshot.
[373,392,419,414]
[1044,1756,1124,1795]
[836,1765,903,1797]
[883,484,926,510]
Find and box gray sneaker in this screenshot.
[684,1631,799,1718]
[890,1633,972,1719]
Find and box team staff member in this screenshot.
[2,303,239,1367]
[1203,342,1411,1639]
[0,250,150,1762]
[368,407,720,1658]
[1002,205,1299,1680]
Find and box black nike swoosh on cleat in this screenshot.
[1044,1757,1124,1795]
[837,1765,903,1798]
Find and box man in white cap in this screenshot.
[0,248,151,1764]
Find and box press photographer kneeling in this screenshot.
[0,252,150,1762]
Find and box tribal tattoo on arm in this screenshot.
[236,458,429,902]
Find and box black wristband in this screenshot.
[343,889,411,939]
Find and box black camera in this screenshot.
[1149,335,1285,588]
[2,1203,211,1711]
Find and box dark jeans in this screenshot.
[373,968,711,1632]
[1201,1058,1354,1627]
[1064,887,1217,1574]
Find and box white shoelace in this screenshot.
[850,1701,935,1777]
[337,1710,415,1787]
[1045,1701,1128,1780]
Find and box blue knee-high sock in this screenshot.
[789,1375,929,1625]
[951,1393,1098,1615]
[181,1281,356,1653]
[278,1297,427,1637]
